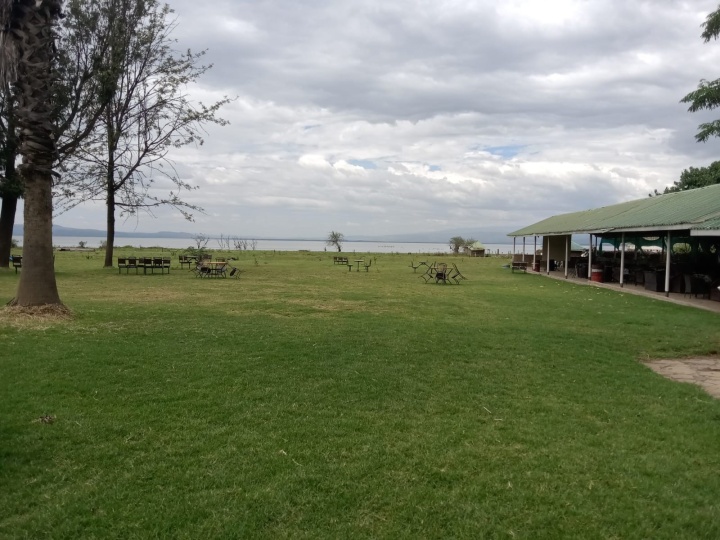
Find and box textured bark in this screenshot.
[11,173,59,305]
[0,195,18,267]
[104,187,115,267]
[5,0,63,306]
[0,87,20,268]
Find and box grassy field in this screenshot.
[1,248,720,539]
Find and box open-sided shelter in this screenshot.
[508,184,720,298]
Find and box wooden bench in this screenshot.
[333,256,349,265]
[137,257,170,274]
[511,262,528,273]
[178,255,193,270]
[11,255,22,273]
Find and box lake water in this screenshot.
[13,235,519,255]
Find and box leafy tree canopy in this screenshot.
[651,160,720,196]
[449,236,475,254]
[326,231,344,252]
[681,4,720,142]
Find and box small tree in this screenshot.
[193,233,209,250]
[449,236,465,254]
[326,231,344,252]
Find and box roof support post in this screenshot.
[587,234,592,280]
[522,237,526,259]
[546,236,551,275]
[564,235,569,279]
[513,237,516,258]
[620,232,625,288]
[664,231,671,297]
[533,236,537,268]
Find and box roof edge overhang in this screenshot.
[509,224,695,237]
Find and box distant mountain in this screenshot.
[12,224,518,243]
[13,224,196,239]
[352,227,514,244]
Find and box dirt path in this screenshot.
[643,357,720,399]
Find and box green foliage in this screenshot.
[681,5,720,142]
[1,251,720,537]
[652,160,720,195]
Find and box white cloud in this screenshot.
[46,0,720,239]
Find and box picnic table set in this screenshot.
[411,261,466,284]
[335,256,466,283]
[117,254,241,278]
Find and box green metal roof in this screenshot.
[508,183,720,237]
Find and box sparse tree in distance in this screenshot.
[449,236,464,254]
[193,233,209,250]
[327,231,344,252]
[449,236,476,255]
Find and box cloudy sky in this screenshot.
[51,0,720,239]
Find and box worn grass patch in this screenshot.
[0,304,74,329]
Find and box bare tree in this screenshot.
[326,231,344,252]
[58,0,231,268]
[216,234,231,250]
[193,233,209,250]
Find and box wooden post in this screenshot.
[664,231,671,297]
[619,232,625,288]
[533,236,537,269]
[546,236,551,275]
[564,235,569,279]
[588,234,592,280]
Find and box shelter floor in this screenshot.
[533,268,720,314]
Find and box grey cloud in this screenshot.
[50,0,720,238]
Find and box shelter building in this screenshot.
[465,241,486,257]
[508,184,720,299]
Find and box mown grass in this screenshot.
[1,249,720,539]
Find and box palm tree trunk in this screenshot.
[5,0,64,307]
[11,175,59,305]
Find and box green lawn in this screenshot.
[1,249,719,539]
